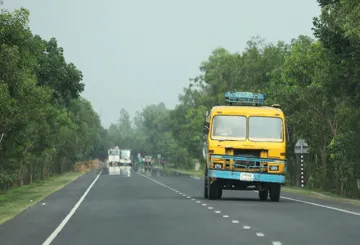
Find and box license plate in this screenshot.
[240,173,254,181]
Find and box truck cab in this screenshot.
[203,91,287,202]
[119,149,132,177]
[107,146,121,175]
[108,146,120,167]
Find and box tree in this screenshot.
[35,37,85,107]
[0,7,107,190]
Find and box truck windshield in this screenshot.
[109,149,120,156]
[121,150,131,159]
[249,116,283,142]
[211,115,246,140]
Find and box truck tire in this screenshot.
[259,189,268,201]
[204,167,208,198]
[208,180,220,200]
[269,184,281,202]
[217,188,222,199]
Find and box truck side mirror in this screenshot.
[203,124,209,135]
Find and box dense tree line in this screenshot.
[106,106,193,169]
[6,1,357,199]
[110,0,360,199]
[0,7,108,191]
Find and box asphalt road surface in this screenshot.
[1,169,360,245]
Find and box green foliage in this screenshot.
[3,2,360,201]
[111,0,360,199]
[106,103,194,169]
[0,7,107,191]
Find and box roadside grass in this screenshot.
[171,168,360,206]
[168,168,203,177]
[0,159,101,225]
[0,171,85,224]
[281,186,360,206]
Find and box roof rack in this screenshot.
[271,104,281,108]
[224,91,266,106]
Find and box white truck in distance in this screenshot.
[107,146,121,175]
[119,149,132,177]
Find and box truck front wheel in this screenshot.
[204,167,208,198]
[269,184,281,202]
[208,180,221,200]
[217,188,222,199]
[259,189,268,201]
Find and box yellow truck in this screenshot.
[202,91,287,202]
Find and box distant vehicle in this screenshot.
[161,157,166,167]
[119,149,131,165]
[108,146,120,167]
[150,156,162,177]
[119,149,132,177]
[144,155,152,163]
[144,155,152,175]
[107,146,121,175]
[203,91,288,202]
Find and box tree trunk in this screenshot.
[18,164,23,186]
[41,160,45,180]
[29,163,33,184]
[321,142,327,189]
[60,156,66,174]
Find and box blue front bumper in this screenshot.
[208,169,285,184]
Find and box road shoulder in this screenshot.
[0,169,100,245]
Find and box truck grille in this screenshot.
[233,149,267,171]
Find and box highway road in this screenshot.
[0,169,360,245]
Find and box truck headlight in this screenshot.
[269,165,279,171]
[214,163,222,169]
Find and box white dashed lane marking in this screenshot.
[198,174,360,217]
[272,241,282,245]
[137,172,282,244]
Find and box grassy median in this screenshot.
[0,171,85,225]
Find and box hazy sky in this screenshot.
[3,0,320,128]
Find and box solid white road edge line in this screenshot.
[42,169,103,245]
[280,196,360,216]
[256,190,360,216]
[194,175,360,216]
